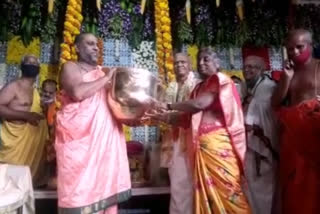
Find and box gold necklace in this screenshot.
[77,62,97,73]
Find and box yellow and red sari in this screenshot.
[187,72,251,214]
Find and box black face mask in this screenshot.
[21,64,40,78]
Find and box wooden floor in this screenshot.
[35,187,170,214]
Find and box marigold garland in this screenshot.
[6,36,40,64]
[97,38,103,66]
[59,0,83,65]
[154,0,174,86]
[123,125,132,142]
[187,45,198,71]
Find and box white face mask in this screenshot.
[42,97,54,104]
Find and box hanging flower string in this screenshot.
[97,38,104,66]
[154,0,175,86]
[60,0,83,65]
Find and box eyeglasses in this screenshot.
[244,65,262,70]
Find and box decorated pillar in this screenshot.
[154,0,175,86]
[59,0,83,65]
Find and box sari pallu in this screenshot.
[186,72,250,214]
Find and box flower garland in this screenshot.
[98,0,133,39]
[41,0,62,43]
[97,38,104,66]
[143,11,154,40]
[0,1,22,41]
[187,45,199,71]
[123,125,132,141]
[0,64,7,88]
[6,36,40,64]
[132,41,157,72]
[60,0,83,65]
[194,4,214,47]
[154,0,174,85]
[173,9,194,49]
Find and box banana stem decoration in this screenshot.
[140,0,146,14]
[216,0,220,8]
[48,0,55,14]
[96,0,101,11]
[185,0,191,24]
[236,0,244,21]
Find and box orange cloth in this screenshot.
[278,99,320,214]
[47,101,59,126]
[55,67,131,211]
[45,100,60,162]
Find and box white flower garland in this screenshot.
[0,64,7,89]
[132,41,158,73]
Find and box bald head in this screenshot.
[74,33,98,65]
[286,29,312,45]
[285,29,313,64]
[21,54,40,66]
[74,33,95,46]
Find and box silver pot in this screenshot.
[107,67,159,125]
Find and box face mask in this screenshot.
[292,45,312,65]
[21,64,40,78]
[42,97,55,104]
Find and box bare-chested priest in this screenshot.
[272,29,320,214]
[0,55,49,186]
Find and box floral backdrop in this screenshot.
[1,0,319,142]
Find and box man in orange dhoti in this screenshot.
[55,33,131,214]
[151,48,251,214]
[40,79,59,188]
[272,29,320,214]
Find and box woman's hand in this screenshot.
[143,109,170,123]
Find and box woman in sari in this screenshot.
[151,48,251,214]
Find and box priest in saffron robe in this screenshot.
[272,29,320,214]
[55,33,131,214]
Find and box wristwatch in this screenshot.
[167,103,172,110]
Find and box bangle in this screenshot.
[167,103,172,110]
